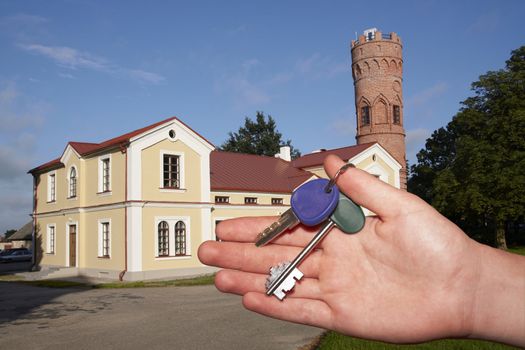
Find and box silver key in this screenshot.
[255,208,299,247]
[266,219,335,300]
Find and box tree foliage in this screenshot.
[220,111,301,159]
[2,229,17,240]
[409,46,525,248]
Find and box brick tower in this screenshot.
[351,28,407,189]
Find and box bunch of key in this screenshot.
[255,176,365,300]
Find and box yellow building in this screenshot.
[29,116,401,280]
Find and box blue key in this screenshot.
[255,178,339,246]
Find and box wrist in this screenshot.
[468,242,525,347]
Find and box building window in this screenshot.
[48,173,56,202]
[175,221,186,256]
[98,155,111,194]
[361,106,370,126]
[102,159,110,192]
[245,197,257,204]
[163,154,180,189]
[393,105,401,124]
[158,221,169,257]
[47,225,55,254]
[271,198,283,205]
[69,167,77,198]
[98,221,111,258]
[215,196,229,204]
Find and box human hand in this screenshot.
[198,155,525,346]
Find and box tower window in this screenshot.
[361,106,370,126]
[393,105,401,124]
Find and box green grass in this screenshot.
[92,274,215,289]
[507,246,525,256]
[316,331,518,350]
[9,274,215,289]
[21,280,88,288]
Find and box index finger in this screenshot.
[324,154,410,219]
[216,216,325,247]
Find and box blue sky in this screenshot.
[1,0,524,233]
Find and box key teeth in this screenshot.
[267,262,304,300]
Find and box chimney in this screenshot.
[274,146,291,162]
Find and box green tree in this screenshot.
[3,229,17,240]
[409,46,525,248]
[221,111,301,159]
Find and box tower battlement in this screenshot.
[351,29,402,48]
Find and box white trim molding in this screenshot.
[127,119,214,201]
[47,170,57,203]
[98,154,112,194]
[97,218,112,258]
[67,165,78,199]
[159,149,185,191]
[154,216,191,258]
[349,143,402,189]
[46,224,56,254]
[65,221,79,268]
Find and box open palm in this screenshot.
[198,155,481,343]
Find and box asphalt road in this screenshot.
[0,281,322,350]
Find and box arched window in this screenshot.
[393,105,401,124]
[69,167,77,198]
[158,221,169,256]
[175,221,186,256]
[361,105,371,126]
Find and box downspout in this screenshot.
[31,173,37,271]
[118,143,128,281]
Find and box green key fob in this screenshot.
[330,193,365,234]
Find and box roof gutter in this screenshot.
[118,142,129,281]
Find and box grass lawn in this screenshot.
[92,274,215,289]
[316,331,518,350]
[17,274,216,289]
[507,246,525,256]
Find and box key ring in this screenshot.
[324,163,355,193]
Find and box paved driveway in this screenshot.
[0,282,321,350]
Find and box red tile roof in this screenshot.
[210,151,314,193]
[291,143,376,169]
[29,116,213,174]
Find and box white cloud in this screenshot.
[2,13,49,25]
[406,82,447,107]
[327,119,356,138]
[295,53,348,79]
[226,76,270,107]
[0,83,46,131]
[19,43,166,84]
[19,44,108,70]
[405,128,431,165]
[126,69,165,84]
[467,12,500,34]
[0,83,42,233]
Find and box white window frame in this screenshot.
[159,150,185,192]
[47,171,57,202]
[46,224,56,254]
[98,154,112,195]
[68,165,78,199]
[154,216,191,259]
[97,219,111,258]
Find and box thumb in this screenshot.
[324,154,408,219]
